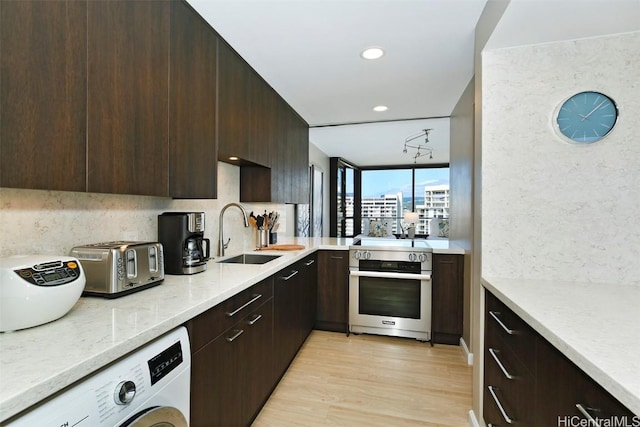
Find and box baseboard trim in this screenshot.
[468,409,481,427]
[460,337,473,365]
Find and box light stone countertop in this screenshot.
[0,236,465,422]
[482,276,640,416]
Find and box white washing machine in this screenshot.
[5,327,190,427]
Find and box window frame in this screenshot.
[330,159,449,238]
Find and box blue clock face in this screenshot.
[556,91,618,143]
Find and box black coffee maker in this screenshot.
[158,212,210,275]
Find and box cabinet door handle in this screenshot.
[281,270,299,281]
[489,311,518,335]
[304,259,316,266]
[488,348,516,380]
[225,329,244,343]
[226,294,262,317]
[487,385,514,424]
[330,255,344,260]
[247,313,263,326]
[576,403,602,426]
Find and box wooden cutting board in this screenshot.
[260,244,305,251]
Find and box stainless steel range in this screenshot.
[349,238,433,341]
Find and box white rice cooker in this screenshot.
[0,255,86,332]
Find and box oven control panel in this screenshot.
[351,250,371,260]
[349,248,432,270]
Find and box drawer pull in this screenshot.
[488,348,517,380]
[489,310,518,335]
[281,270,299,281]
[247,313,263,326]
[576,403,602,426]
[304,259,316,266]
[487,385,514,424]
[330,255,344,260]
[226,294,262,317]
[225,329,244,343]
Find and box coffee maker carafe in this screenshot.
[158,212,210,275]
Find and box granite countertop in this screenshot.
[0,236,464,422]
[482,276,640,416]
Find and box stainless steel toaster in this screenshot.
[70,241,164,298]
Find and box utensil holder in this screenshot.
[269,232,277,244]
[256,229,269,248]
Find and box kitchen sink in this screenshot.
[217,253,282,265]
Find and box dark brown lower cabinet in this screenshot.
[273,255,317,379]
[316,250,349,333]
[484,290,635,426]
[431,253,464,344]
[274,265,301,379]
[188,278,274,427]
[536,337,635,425]
[189,257,319,427]
[299,254,318,340]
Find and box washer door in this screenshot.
[120,406,187,427]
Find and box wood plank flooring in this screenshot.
[252,330,472,427]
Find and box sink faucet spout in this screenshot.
[218,203,250,257]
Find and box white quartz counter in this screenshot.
[482,276,640,416]
[0,236,464,422]
[0,237,350,422]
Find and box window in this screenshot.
[360,166,449,238]
[330,159,450,238]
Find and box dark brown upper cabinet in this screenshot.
[87,0,170,197]
[0,1,87,192]
[218,40,309,204]
[169,1,218,199]
[217,40,271,167]
[240,102,309,204]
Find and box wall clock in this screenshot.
[555,91,618,143]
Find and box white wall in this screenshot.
[482,30,640,284]
[308,141,331,237]
[0,162,294,257]
[449,77,475,348]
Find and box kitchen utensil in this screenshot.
[71,241,164,298]
[0,255,85,332]
[158,212,210,275]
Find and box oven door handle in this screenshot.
[349,271,432,281]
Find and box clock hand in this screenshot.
[581,99,607,121]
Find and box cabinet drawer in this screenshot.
[187,277,273,352]
[484,327,535,425]
[536,338,635,424]
[486,292,536,370]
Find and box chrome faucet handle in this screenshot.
[223,238,230,250]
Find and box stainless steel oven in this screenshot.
[349,239,432,341]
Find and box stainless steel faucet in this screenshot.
[218,203,250,257]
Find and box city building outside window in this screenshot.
[357,167,449,238]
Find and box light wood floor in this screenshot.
[252,330,472,427]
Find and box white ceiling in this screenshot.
[187,0,640,167]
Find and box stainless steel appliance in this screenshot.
[349,238,433,341]
[158,212,210,275]
[4,327,190,427]
[0,255,85,332]
[71,241,164,298]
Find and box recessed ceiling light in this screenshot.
[229,156,239,161]
[373,105,388,112]
[361,47,384,60]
